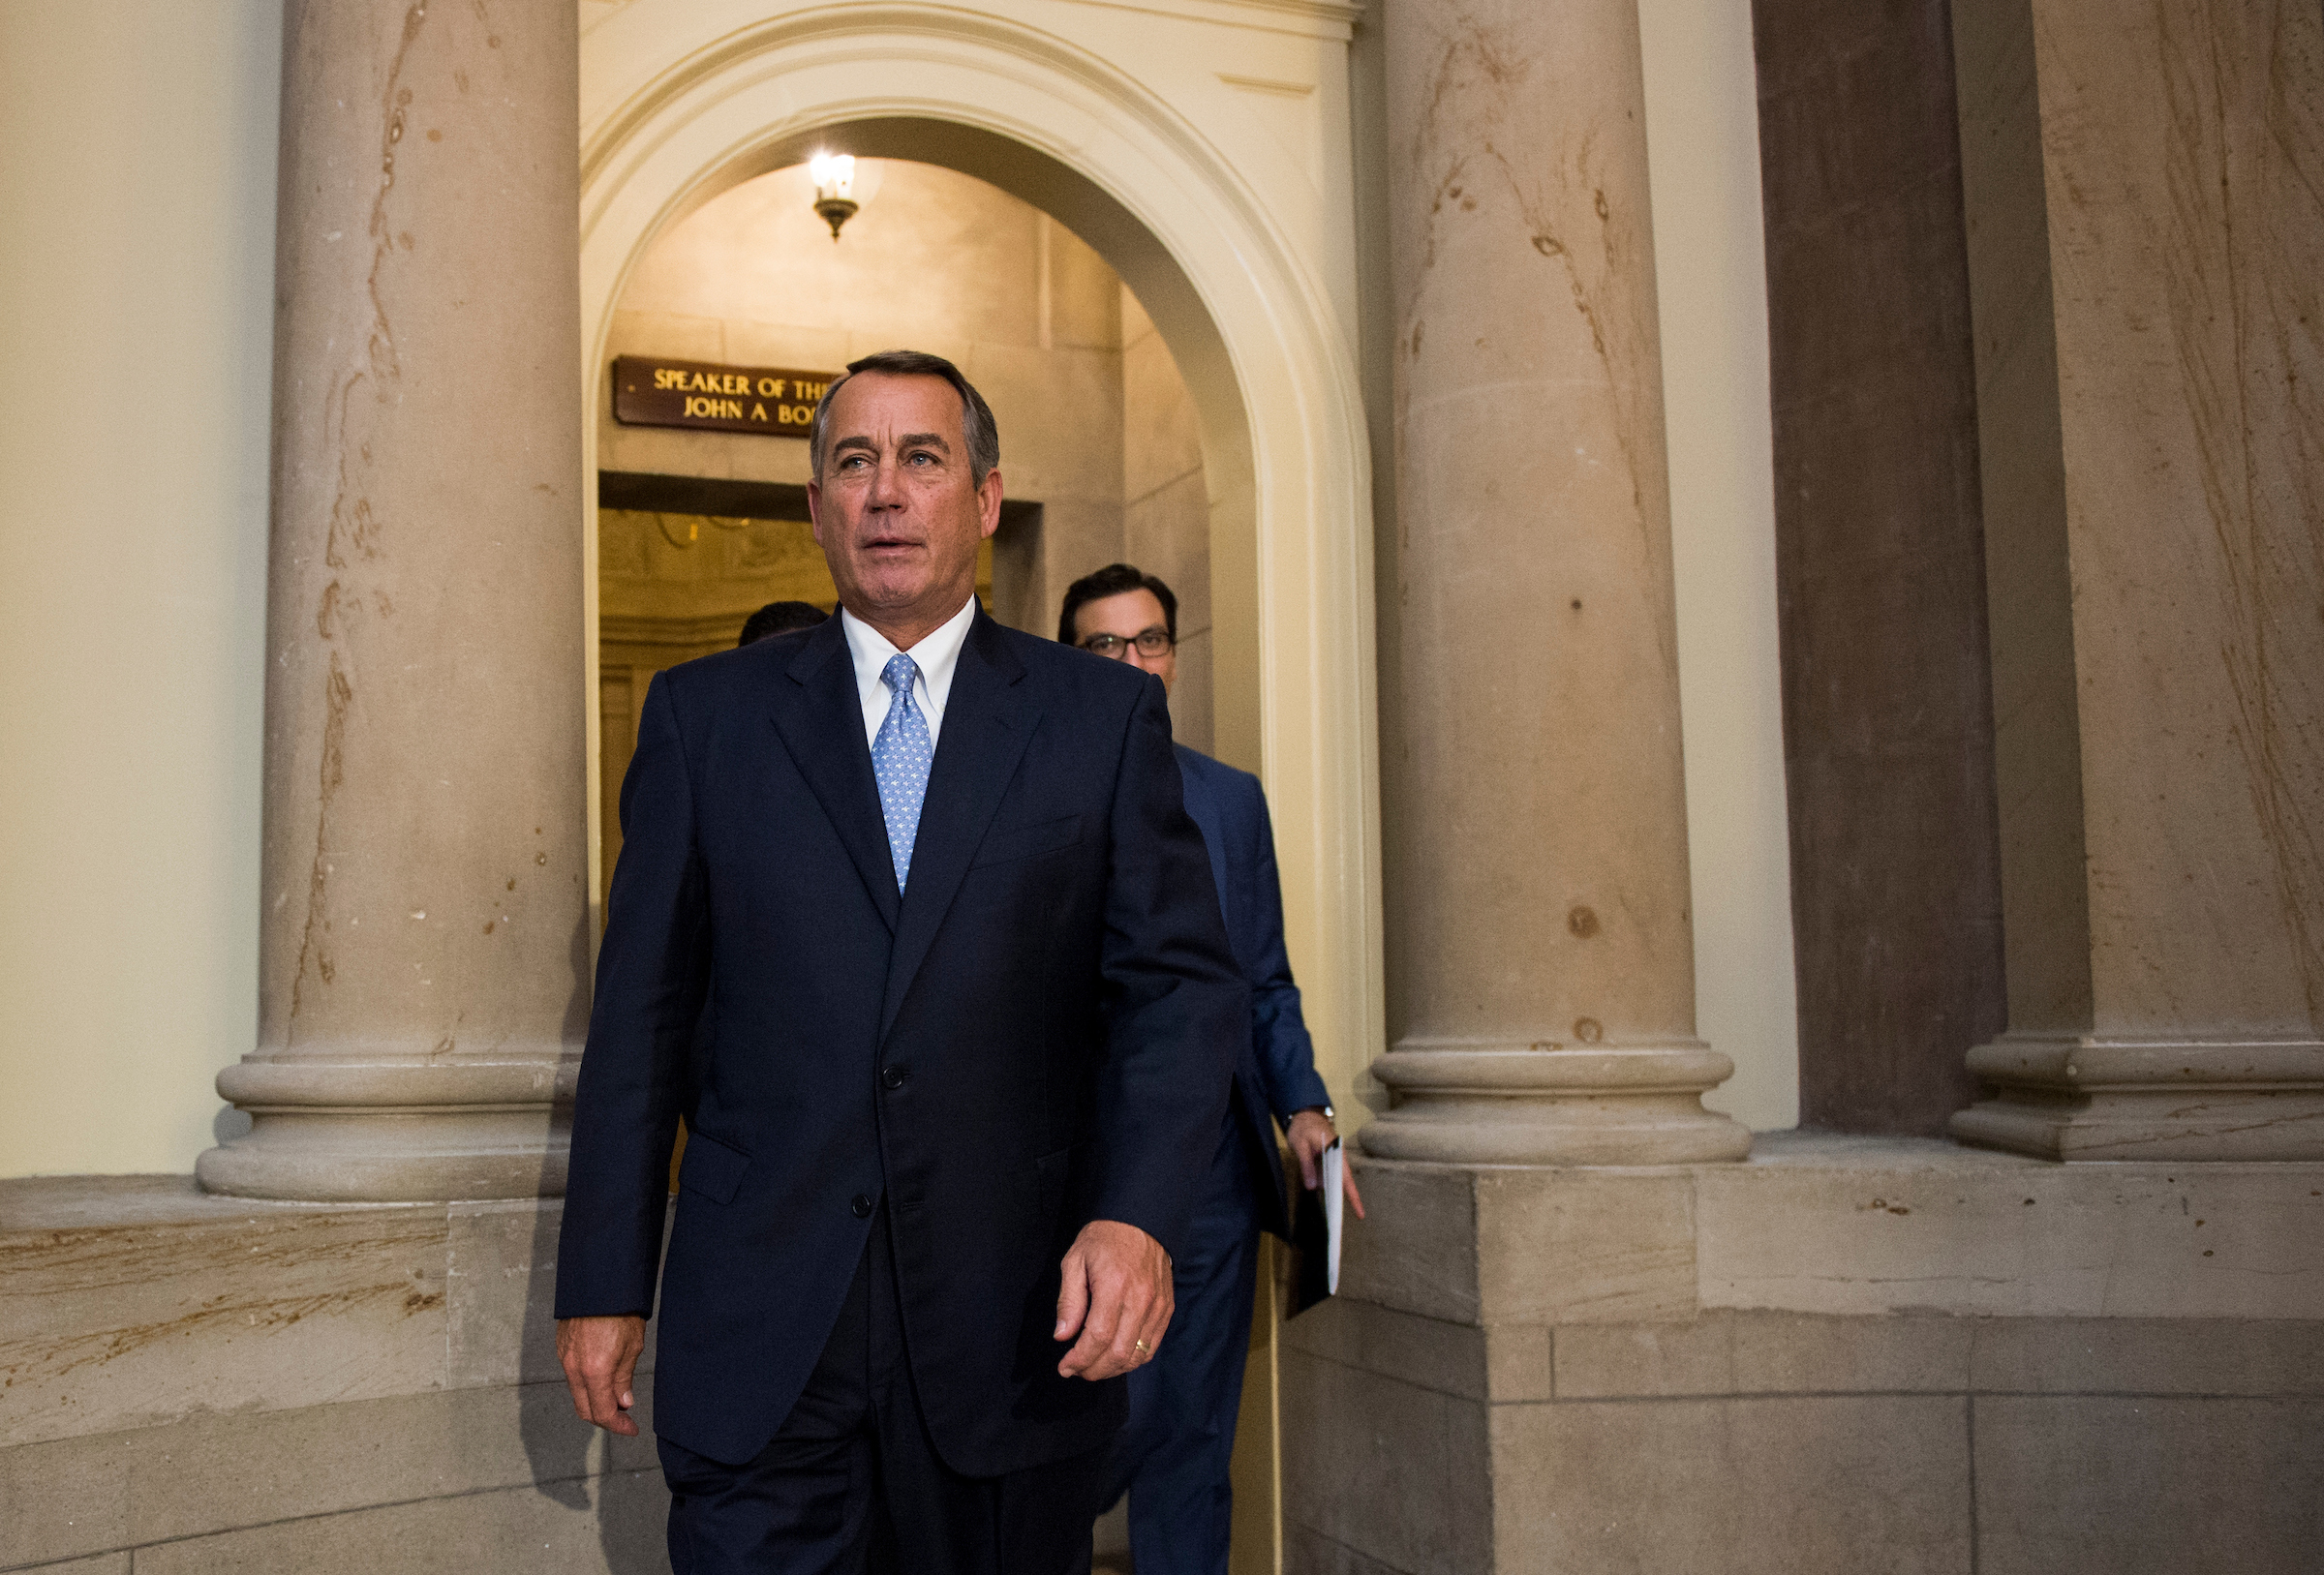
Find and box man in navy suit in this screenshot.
[1059,564,1366,1575]
[555,353,1246,1575]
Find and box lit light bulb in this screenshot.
[809,152,859,240]
[810,152,855,200]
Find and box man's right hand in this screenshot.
[558,1314,647,1436]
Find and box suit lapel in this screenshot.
[768,618,900,933]
[878,611,1036,1043]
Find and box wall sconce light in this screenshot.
[810,152,859,241]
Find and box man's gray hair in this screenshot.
[808,349,1001,486]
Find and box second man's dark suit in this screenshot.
[1177,745,1330,1230]
[1098,742,1331,1574]
[555,609,1247,1500]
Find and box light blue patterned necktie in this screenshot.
[871,652,933,891]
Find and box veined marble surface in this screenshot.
[0,1180,611,1450]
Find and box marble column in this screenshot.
[1948,0,2324,1159]
[199,0,588,1200]
[1361,0,1749,1165]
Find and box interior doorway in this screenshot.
[577,18,1386,1230]
[581,20,1388,1555]
[590,157,1276,1569]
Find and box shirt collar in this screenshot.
[839,594,977,726]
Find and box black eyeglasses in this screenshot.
[1080,628,1175,660]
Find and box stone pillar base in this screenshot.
[199,1055,576,1202]
[1951,1033,2324,1161]
[1361,1041,1753,1165]
[1282,1139,2324,1575]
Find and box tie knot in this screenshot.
[882,653,919,702]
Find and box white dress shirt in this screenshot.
[839,596,977,750]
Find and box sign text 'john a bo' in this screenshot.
[612,355,839,438]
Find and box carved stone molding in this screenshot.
[1952,1034,2324,1162]
[1362,1042,1754,1166]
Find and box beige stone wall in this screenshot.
[1289,1303,2324,1574]
[0,2,281,1178]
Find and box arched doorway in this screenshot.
[577,11,1382,1569]
[577,10,1381,1111]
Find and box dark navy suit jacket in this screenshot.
[555,610,1245,1473]
[1174,744,1330,1238]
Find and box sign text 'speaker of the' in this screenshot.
[612,355,838,438]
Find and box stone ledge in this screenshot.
[1699,1132,2324,1319]
[0,1175,398,1231]
[1337,1132,2324,1325]
[0,1180,664,1451]
[0,1182,455,1450]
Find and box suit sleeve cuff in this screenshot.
[1270,1070,1333,1125]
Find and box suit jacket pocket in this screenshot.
[970,812,1082,869]
[677,1129,749,1205]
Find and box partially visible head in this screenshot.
[805,350,1004,643]
[738,600,829,647]
[1059,562,1177,690]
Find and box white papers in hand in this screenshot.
[1322,1139,1344,1295]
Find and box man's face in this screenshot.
[1072,589,1177,692]
[807,372,1001,637]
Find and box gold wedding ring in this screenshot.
[1133,1339,1150,1355]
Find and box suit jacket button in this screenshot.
[880,1065,908,1090]
[851,1194,875,1219]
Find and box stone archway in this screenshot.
[575,3,1386,1115]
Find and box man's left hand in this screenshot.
[556,1314,647,1436]
[1054,1219,1174,1380]
[1286,1108,1366,1220]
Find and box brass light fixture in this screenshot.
[809,152,859,241]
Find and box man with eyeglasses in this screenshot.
[1058,562,1365,1575]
